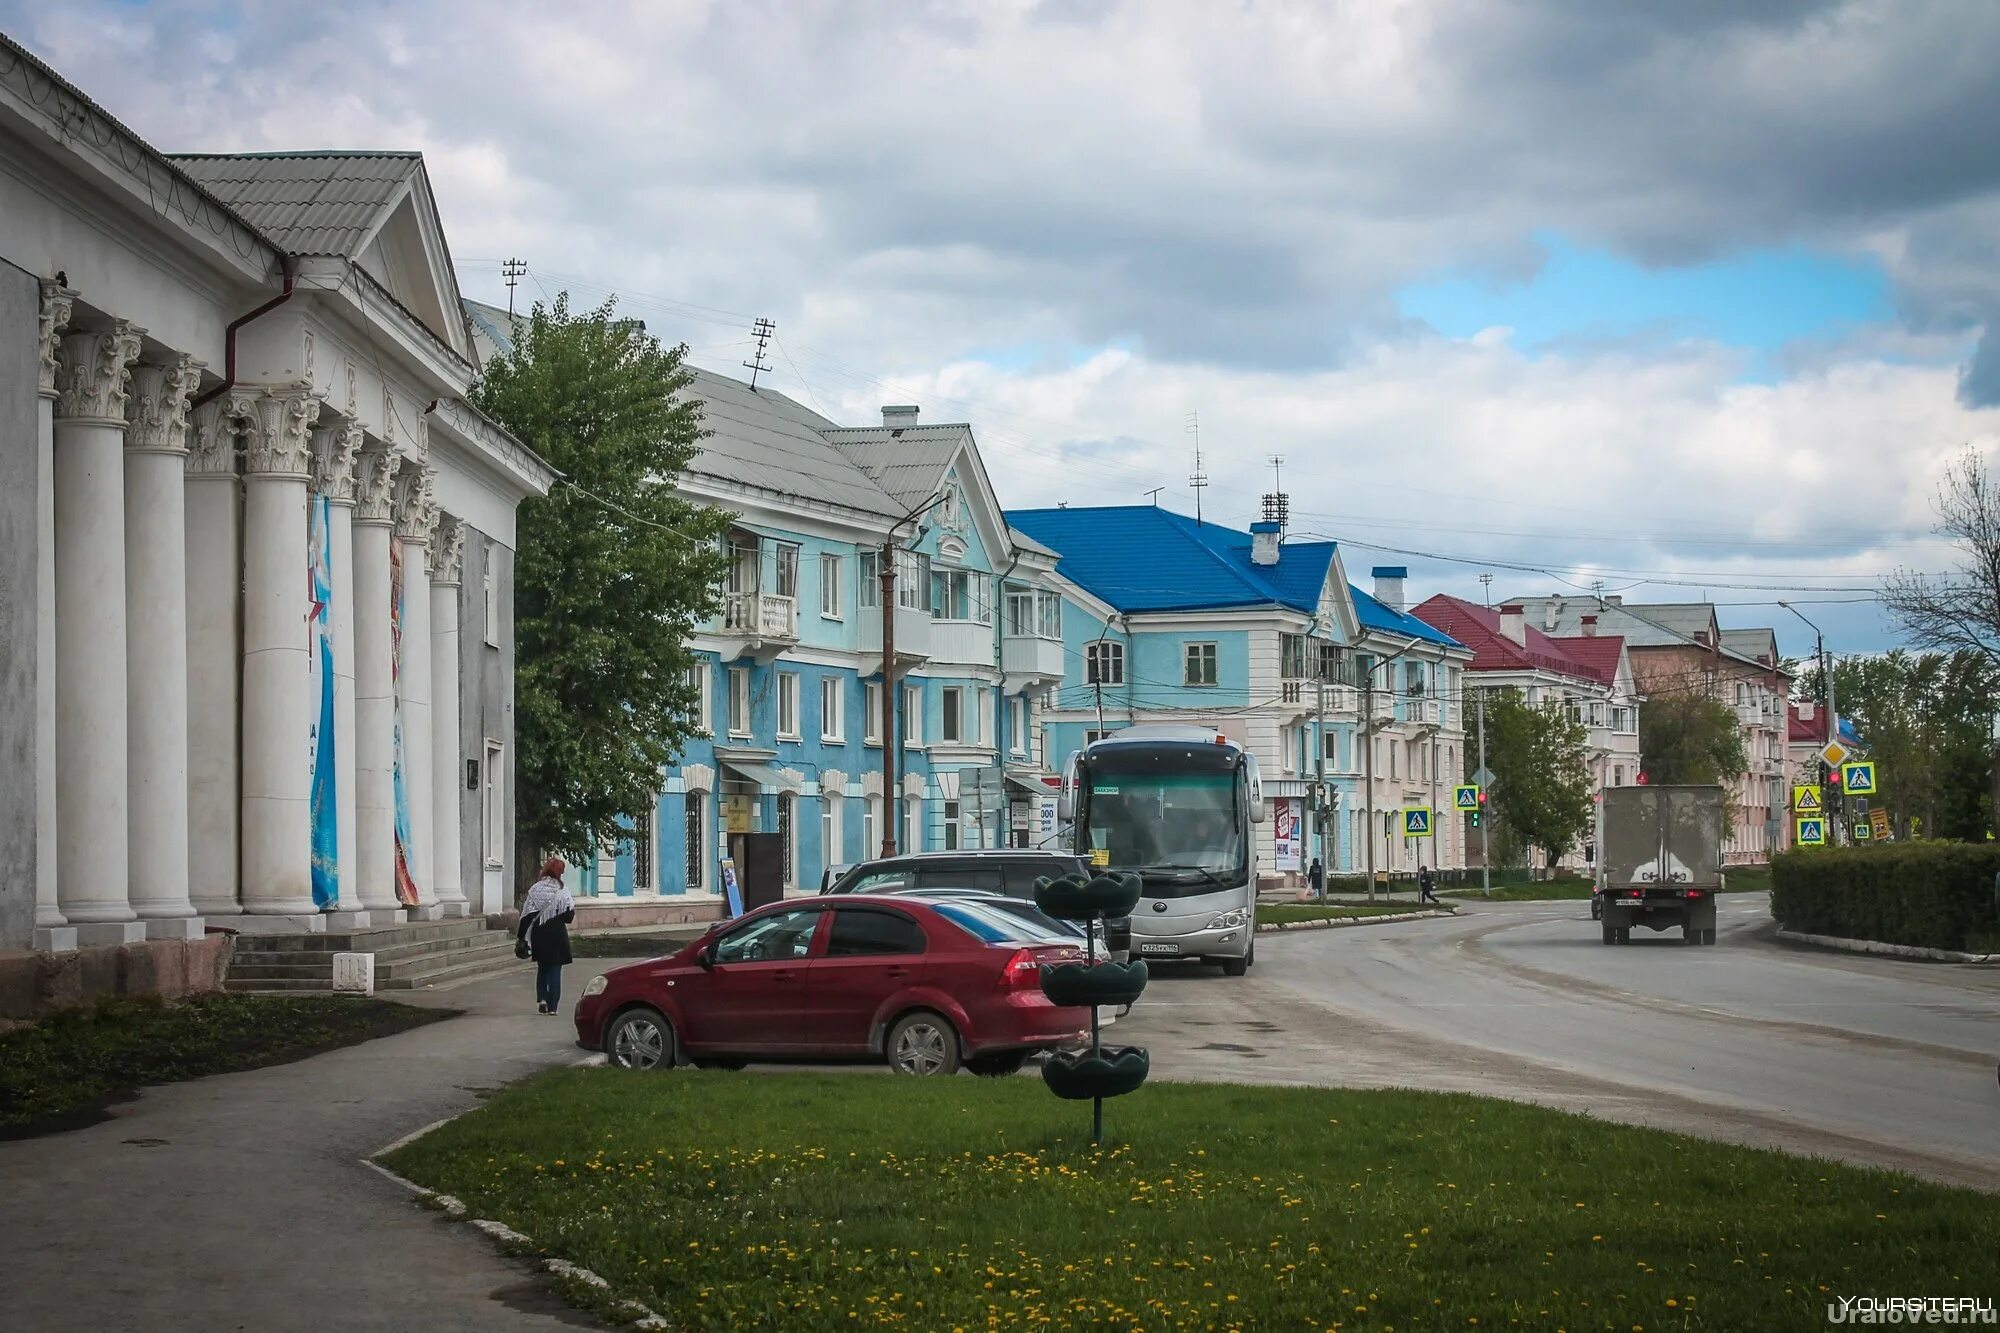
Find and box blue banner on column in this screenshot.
[308,493,338,909]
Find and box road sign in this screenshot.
[1853,819,1873,842]
[957,767,1005,800]
[1820,739,1850,769]
[1468,766,1495,789]
[1791,785,1823,813]
[1635,772,1649,786]
[1870,808,1891,841]
[1403,807,1433,838]
[1842,761,1876,795]
[1795,816,1825,846]
[1454,784,1481,810]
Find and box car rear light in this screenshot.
[1002,948,1042,988]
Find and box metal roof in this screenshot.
[679,367,903,517]
[822,425,971,513]
[167,151,419,256]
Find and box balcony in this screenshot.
[716,591,797,662]
[1002,632,1065,690]
[1283,680,1358,716]
[1367,691,1396,723]
[857,602,932,673]
[1404,697,1441,727]
[929,619,996,668]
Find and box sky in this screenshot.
[13,0,2000,661]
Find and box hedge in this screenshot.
[1769,841,2000,952]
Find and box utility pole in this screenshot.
[1476,686,1491,897]
[743,317,776,391]
[1314,636,1327,902]
[1779,601,1833,846]
[502,258,527,318]
[1363,670,1376,903]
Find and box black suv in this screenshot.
[823,851,1130,957]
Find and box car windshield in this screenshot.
[1082,768,1244,895]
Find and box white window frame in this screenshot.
[728,666,752,738]
[863,795,880,859]
[777,671,801,740]
[943,798,961,851]
[822,793,843,870]
[864,681,883,745]
[820,552,843,620]
[481,553,499,648]
[482,739,505,867]
[684,661,712,737]
[1086,640,1124,686]
[1184,641,1218,688]
[903,684,923,748]
[906,795,921,852]
[684,791,707,891]
[820,676,844,742]
[858,549,879,609]
[940,685,963,743]
[773,542,799,600]
[1009,696,1027,756]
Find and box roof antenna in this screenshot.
[743,317,776,391]
[1186,411,1207,525]
[1479,572,1493,608]
[1591,578,1606,608]
[1144,486,1164,506]
[1261,453,1289,535]
[502,258,527,318]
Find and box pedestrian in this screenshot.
[518,856,576,1016]
[1307,856,1325,899]
[1417,863,1438,904]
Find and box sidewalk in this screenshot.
[0,960,625,1332]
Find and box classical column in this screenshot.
[124,352,202,936]
[429,515,468,917]
[313,420,366,925]
[352,448,403,916]
[185,401,242,917]
[33,284,76,951]
[53,320,145,943]
[394,464,439,917]
[235,385,321,918]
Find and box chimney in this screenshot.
[1498,603,1527,646]
[1580,614,1598,637]
[1250,520,1281,566]
[1371,566,1407,612]
[882,404,920,428]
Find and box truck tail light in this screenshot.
[1686,889,1705,898]
[1624,889,1643,899]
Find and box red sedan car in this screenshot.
[574,895,1091,1076]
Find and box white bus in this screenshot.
[1060,725,1266,975]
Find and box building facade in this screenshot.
[1,39,554,957]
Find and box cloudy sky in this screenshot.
[16,0,2000,657]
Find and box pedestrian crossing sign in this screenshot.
[1796,817,1825,846]
[1842,761,1877,795]
[1454,784,1481,810]
[1853,819,1873,841]
[1403,808,1434,838]
[1791,785,1822,813]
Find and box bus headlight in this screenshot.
[1205,908,1249,931]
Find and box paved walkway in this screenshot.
[0,960,625,1332]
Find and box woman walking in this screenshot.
[518,857,576,1015]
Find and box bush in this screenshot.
[1770,841,2000,951]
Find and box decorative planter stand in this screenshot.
[1034,870,1150,1142]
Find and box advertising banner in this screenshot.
[1273,797,1302,871]
[308,495,338,910]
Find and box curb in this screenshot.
[1773,928,1998,965]
[1256,908,1458,933]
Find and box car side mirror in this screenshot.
[696,943,716,970]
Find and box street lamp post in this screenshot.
[1777,600,1834,845]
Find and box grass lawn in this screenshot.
[383,1072,1997,1331]
[1256,903,1447,926]
[0,993,450,1135]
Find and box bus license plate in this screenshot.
[1139,943,1181,956]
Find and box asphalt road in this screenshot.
[1119,893,2000,1191]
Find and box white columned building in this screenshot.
[430,516,468,917]
[394,463,439,918]
[312,419,366,924]
[351,449,405,919]
[184,399,244,920]
[32,284,75,952]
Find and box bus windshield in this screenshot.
[1082,768,1244,894]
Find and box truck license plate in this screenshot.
[1139,943,1181,956]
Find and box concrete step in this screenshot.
[232,929,515,969]
[376,949,526,991]
[374,936,517,981]
[238,917,494,953]
[224,976,346,993]
[224,926,521,993]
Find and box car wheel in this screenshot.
[887,1012,961,1076]
[1704,929,1718,946]
[605,1007,675,1071]
[966,1050,1030,1078]
[1601,924,1616,945]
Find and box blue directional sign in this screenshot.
[1796,817,1826,846]
[1841,761,1877,795]
[1403,807,1433,838]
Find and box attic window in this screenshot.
[891,429,904,438]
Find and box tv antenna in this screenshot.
[502,258,528,318]
[1186,411,1208,524]
[743,317,776,391]
[1144,486,1164,506]
[1479,572,1494,608]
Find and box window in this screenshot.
[481,550,498,647]
[824,907,926,957]
[684,662,711,736]
[820,677,844,742]
[714,906,821,963]
[906,795,921,852]
[903,684,923,747]
[776,672,801,739]
[944,799,961,850]
[1404,661,1426,696]
[482,740,505,866]
[1006,588,1034,635]
[1613,765,1625,787]
[864,681,883,744]
[1086,640,1124,685]
[774,542,799,599]
[941,686,963,743]
[898,551,929,611]
[1184,642,1218,687]
[862,797,880,859]
[820,553,843,619]
[728,667,752,736]
[859,550,879,609]
[778,794,796,887]
[1085,728,1117,745]
[930,567,988,622]
[632,807,654,892]
[1009,697,1026,756]
[684,793,706,890]
[822,794,842,870]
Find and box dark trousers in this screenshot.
[1419,881,1438,902]
[536,962,564,1011]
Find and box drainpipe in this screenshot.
[191,255,300,411]
[993,548,1024,850]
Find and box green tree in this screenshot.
[1639,689,1749,786]
[474,293,731,873]
[1480,688,1594,875]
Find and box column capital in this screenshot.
[233,383,321,480]
[353,449,402,526]
[37,281,77,399]
[394,462,438,546]
[186,399,239,477]
[125,353,203,455]
[311,419,364,504]
[54,321,145,424]
[430,514,465,586]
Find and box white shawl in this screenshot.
[521,874,573,926]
